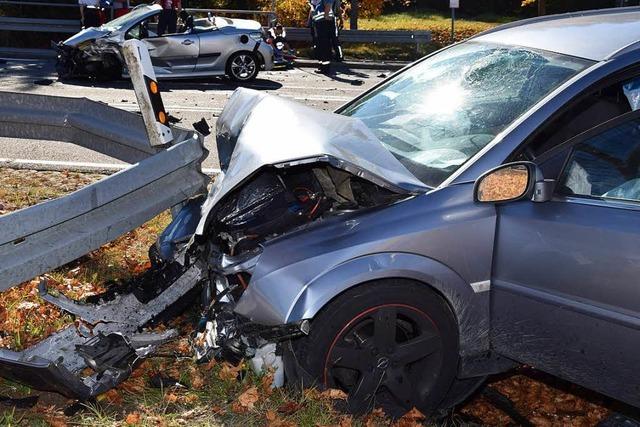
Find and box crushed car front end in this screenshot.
[149,86,434,371]
[54,28,124,80]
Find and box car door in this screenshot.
[490,110,640,407]
[142,32,199,75]
[194,28,226,72]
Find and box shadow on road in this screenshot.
[297,63,370,86]
[58,76,284,92]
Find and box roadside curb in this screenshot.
[0,158,220,176]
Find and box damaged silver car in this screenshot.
[55,4,274,82]
[4,6,640,419]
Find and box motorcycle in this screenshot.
[267,25,296,68]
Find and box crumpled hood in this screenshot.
[62,27,111,47]
[195,88,428,235]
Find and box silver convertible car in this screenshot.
[55,4,274,82]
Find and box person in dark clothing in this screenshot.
[178,9,194,32]
[312,0,334,73]
[157,0,181,36]
[308,0,321,59]
[329,0,343,61]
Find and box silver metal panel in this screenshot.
[196,88,429,234]
[0,91,155,162]
[0,92,209,291]
[143,34,200,75]
[474,8,640,61]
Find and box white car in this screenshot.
[55,4,275,82]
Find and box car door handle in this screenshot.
[182,40,194,45]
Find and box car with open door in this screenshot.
[55,4,274,82]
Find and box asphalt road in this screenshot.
[0,57,394,171]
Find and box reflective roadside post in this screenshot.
[122,39,174,147]
[450,0,459,44]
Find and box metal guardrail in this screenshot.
[0,0,77,6]
[0,17,431,49]
[0,16,78,32]
[0,7,277,32]
[286,27,431,49]
[0,91,209,291]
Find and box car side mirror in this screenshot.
[474,161,554,204]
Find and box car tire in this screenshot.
[226,52,259,82]
[98,54,122,82]
[286,279,460,418]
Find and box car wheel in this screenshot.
[287,279,459,418]
[227,52,259,82]
[102,54,123,81]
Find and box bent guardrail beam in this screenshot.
[0,92,209,291]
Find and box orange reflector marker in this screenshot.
[158,111,166,124]
[149,80,159,94]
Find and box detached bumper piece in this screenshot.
[0,263,205,400]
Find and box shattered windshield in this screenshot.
[101,6,157,31]
[340,42,593,187]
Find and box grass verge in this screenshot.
[0,168,615,426]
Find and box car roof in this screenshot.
[473,7,640,61]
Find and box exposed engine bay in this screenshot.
[0,79,425,400]
[212,164,399,256]
[185,162,403,371]
[55,40,123,81]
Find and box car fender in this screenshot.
[236,251,490,359]
[294,252,489,358]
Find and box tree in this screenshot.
[521,0,546,15]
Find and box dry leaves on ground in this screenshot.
[125,412,141,425]
[218,361,244,382]
[393,407,426,427]
[320,388,348,400]
[237,386,260,411]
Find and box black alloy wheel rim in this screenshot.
[323,304,444,415]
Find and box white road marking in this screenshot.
[0,157,220,175]
[111,103,224,114]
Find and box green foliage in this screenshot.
[259,0,384,27]
[520,0,619,13]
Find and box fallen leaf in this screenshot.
[303,388,322,400]
[320,388,348,400]
[101,389,123,405]
[237,386,260,410]
[266,410,278,422]
[45,416,68,427]
[218,361,243,382]
[165,393,179,403]
[261,371,275,395]
[125,412,141,425]
[393,407,425,427]
[203,358,217,371]
[339,415,354,427]
[189,366,205,390]
[277,400,302,415]
[231,401,248,414]
[211,405,226,415]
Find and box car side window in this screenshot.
[557,114,640,203]
[515,72,640,170]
